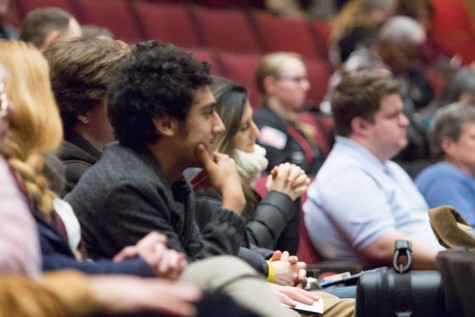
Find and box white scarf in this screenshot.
[234,144,268,187]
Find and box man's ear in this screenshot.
[152,115,178,137]
[263,75,276,95]
[40,31,61,51]
[351,116,370,137]
[441,136,456,157]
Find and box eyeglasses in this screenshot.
[276,76,309,84]
[0,83,8,118]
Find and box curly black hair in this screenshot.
[107,41,211,149]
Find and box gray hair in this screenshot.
[439,67,475,107]
[429,102,475,159]
[378,15,425,44]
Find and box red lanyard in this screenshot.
[287,122,314,165]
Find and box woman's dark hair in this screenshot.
[210,76,259,221]
[108,41,211,149]
[210,76,248,157]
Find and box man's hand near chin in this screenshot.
[194,144,245,214]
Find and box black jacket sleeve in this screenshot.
[193,193,272,275]
[246,191,300,254]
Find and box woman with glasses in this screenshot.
[254,52,328,177]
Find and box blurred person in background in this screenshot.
[254,52,327,177]
[0,0,18,40]
[416,103,475,227]
[20,7,81,51]
[44,36,129,193]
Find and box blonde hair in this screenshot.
[255,52,303,96]
[0,40,63,220]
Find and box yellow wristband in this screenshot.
[266,261,276,283]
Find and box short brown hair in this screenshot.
[331,68,400,136]
[44,36,130,133]
[20,7,72,48]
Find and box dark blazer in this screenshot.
[66,143,245,262]
[33,210,154,276]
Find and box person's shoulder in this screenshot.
[416,162,466,185]
[253,107,282,126]
[315,150,364,184]
[101,143,146,170]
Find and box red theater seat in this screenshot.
[310,19,331,60]
[217,51,262,108]
[431,0,475,65]
[252,11,320,59]
[304,58,332,107]
[191,48,224,76]
[193,0,264,9]
[193,6,261,54]
[16,0,77,17]
[75,0,141,43]
[134,2,202,49]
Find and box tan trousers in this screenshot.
[180,256,293,316]
[180,256,355,317]
[299,292,355,317]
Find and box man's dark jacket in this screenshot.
[66,142,245,262]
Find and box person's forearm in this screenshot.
[221,186,246,214]
[409,242,439,270]
[0,271,99,317]
[362,231,439,270]
[40,270,99,316]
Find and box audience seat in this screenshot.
[217,51,262,108]
[431,0,475,64]
[139,0,193,4]
[193,6,262,54]
[304,58,332,108]
[133,2,202,49]
[251,11,321,59]
[74,0,141,43]
[6,2,22,27]
[190,48,224,76]
[16,0,77,17]
[310,19,331,61]
[192,0,265,10]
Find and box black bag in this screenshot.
[356,240,445,317]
